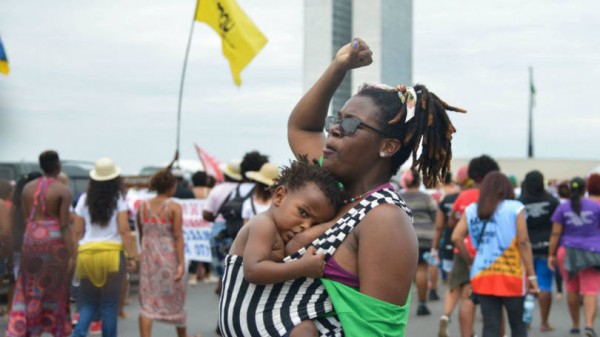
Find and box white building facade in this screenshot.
[304,0,413,114]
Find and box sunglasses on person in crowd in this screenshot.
[324,115,387,137]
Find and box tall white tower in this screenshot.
[303,0,413,114]
[303,0,353,115]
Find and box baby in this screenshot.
[228,156,344,337]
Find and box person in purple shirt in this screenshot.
[548,177,600,337]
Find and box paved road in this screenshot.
[0,279,587,337]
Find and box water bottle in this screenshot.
[72,274,80,287]
[423,251,437,266]
[522,293,535,323]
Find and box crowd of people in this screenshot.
[415,156,600,337]
[0,38,598,337]
[0,148,279,337]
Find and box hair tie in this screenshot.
[404,87,417,123]
[396,85,416,123]
[362,83,417,124]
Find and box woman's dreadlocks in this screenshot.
[357,84,466,187]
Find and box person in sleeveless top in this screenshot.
[446,155,500,337]
[71,157,137,337]
[399,169,438,316]
[228,157,344,337]
[452,172,538,337]
[219,38,466,337]
[137,168,194,337]
[286,38,466,336]
[6,150,74,337]
[518,170,559,332]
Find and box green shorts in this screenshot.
[449,254,471,290]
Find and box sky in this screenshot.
[1,0,599,174]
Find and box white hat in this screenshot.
[219,161,242,181]
[171,167,184,178]
[90,157,121,181]
[246,163,280,187]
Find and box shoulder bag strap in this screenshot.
[250,195,257,215]
[217,184,238,215]
[475,220,490,249]
[244,185,255,198]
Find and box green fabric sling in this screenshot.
[321,278,411,337]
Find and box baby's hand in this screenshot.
[299,246,325,278]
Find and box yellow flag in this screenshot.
[195,0,267,86]
[0,36,9,75]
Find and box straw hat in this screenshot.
[90,157,121,181]
[171,167,184,178]
[219,161,242,181]
[246,163,280,187]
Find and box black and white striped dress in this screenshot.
[218,188,413,337]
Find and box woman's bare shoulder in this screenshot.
[355,203,418,256]
[169,199,182,211]
[355,203,418,305]
[360,203,413,230]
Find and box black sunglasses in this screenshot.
[324,115,387,137]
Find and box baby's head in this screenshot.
[270,156,344,234]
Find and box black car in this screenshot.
[0,160,93,201]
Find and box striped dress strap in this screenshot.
[219,188,412,337]
[285,188,413,262]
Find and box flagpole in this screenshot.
[527,66,534,158]
[176,1,199,165]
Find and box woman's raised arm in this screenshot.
[287,38,373,161]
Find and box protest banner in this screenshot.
[179,198,213,262]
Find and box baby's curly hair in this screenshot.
[150,169,177,194]
[272,156,344,211]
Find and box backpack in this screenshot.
[218,184,255,239]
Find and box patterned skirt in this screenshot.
[5,219,72,337]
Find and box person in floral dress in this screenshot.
[6,150,73,337]
[137,168,190,337]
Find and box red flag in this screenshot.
[194,144,224,182]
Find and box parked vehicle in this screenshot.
[0,160,93,200]
[139,159,204,181]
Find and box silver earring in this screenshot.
[380,151,386,157]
